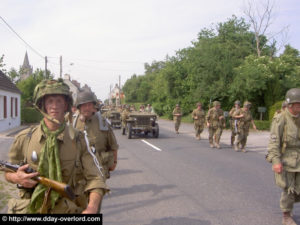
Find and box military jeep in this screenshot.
[108,111,121,128]
[124,112,159,139]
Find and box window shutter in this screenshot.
[15,98,18,117]
[4,96,7,118]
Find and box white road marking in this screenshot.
[141,139,162,151]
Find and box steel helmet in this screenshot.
[33,79,72,111]
[76,91,97,108]
[286,88,300,104]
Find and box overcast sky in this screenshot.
[1,0,299,100]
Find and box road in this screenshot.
[0,120,299,224]
[102,119,300,225]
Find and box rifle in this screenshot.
[0,160,75,201]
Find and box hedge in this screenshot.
[21,107,43,124]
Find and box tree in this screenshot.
[243,0,289,57]
[0,54,7,74]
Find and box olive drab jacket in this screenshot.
[172,108,182,121]
[229,107,242,130]
[8,123,108,213]
[73,112,119,179]
[192,109,205,126]
[267,109,300,171]
[206,108,225,128]
[233,108,253,131]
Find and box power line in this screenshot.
[0,15,44,59]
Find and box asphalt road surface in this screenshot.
[0,121,299,224]
[102,119,300,225]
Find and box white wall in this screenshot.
[0,89,21,133]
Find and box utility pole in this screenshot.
[44,56,48,78]
[60,55,62,78]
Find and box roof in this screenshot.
[0,70,22,94]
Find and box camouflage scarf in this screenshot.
[29,120,65,213]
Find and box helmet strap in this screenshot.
[34,105,61,125]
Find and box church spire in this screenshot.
[20,51,33,80]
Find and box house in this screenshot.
[0,70,22,132]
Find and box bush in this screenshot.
[268,101,284,122]
[21,107,43,123]
[254,120,271,130]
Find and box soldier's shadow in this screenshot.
[107,183,176,198]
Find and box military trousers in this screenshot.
[236,128,249,148]
[280,172,300,212]
[174,119,181,132]
[208,127,222,144]
[194,123,204,137]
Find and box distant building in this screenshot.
[63,74,94,105]
[63,74,80,105]
[109,84,122,106]
[20,51,33,80]
[0,70,21,132]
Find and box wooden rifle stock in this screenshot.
[0,160,75,201]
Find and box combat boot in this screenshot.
[282,212,297,225]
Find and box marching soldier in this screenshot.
[206,101,225,149]
[233,101,257,152]
[191,102,206,140]
[267,88,300,225]
[229,100,242,147]
[5,79,108,213]
[73,91,119,180]
[121,105,131,135]
[172,104,182,134]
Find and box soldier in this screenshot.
[130,104,136,112]
[172,104,182,134]
[5,79,108,213]
[233,101,257,152]
[145,104,154,113]
[229,100,242,147]
[206,101,225,149]
[73,91,119,180]
[191,102,206,140]
[267,88,300,225]
[139,105,145,112]
[121,105,131,135]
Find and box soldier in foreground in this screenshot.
[191,102,205,140]
[229,100,241,147]
[233,101,257,152]
[172,104,182,134]
[73,91,119,180]
[5,79,108,213]
[267,88,300,225]
[206,101,225,149]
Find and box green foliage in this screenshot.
[268,100,284,121]
[254,120,271,130]
[122,15,300,120]
[16,69,53,106]
[21,107,43,123]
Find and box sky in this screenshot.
[1,0,299,101]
